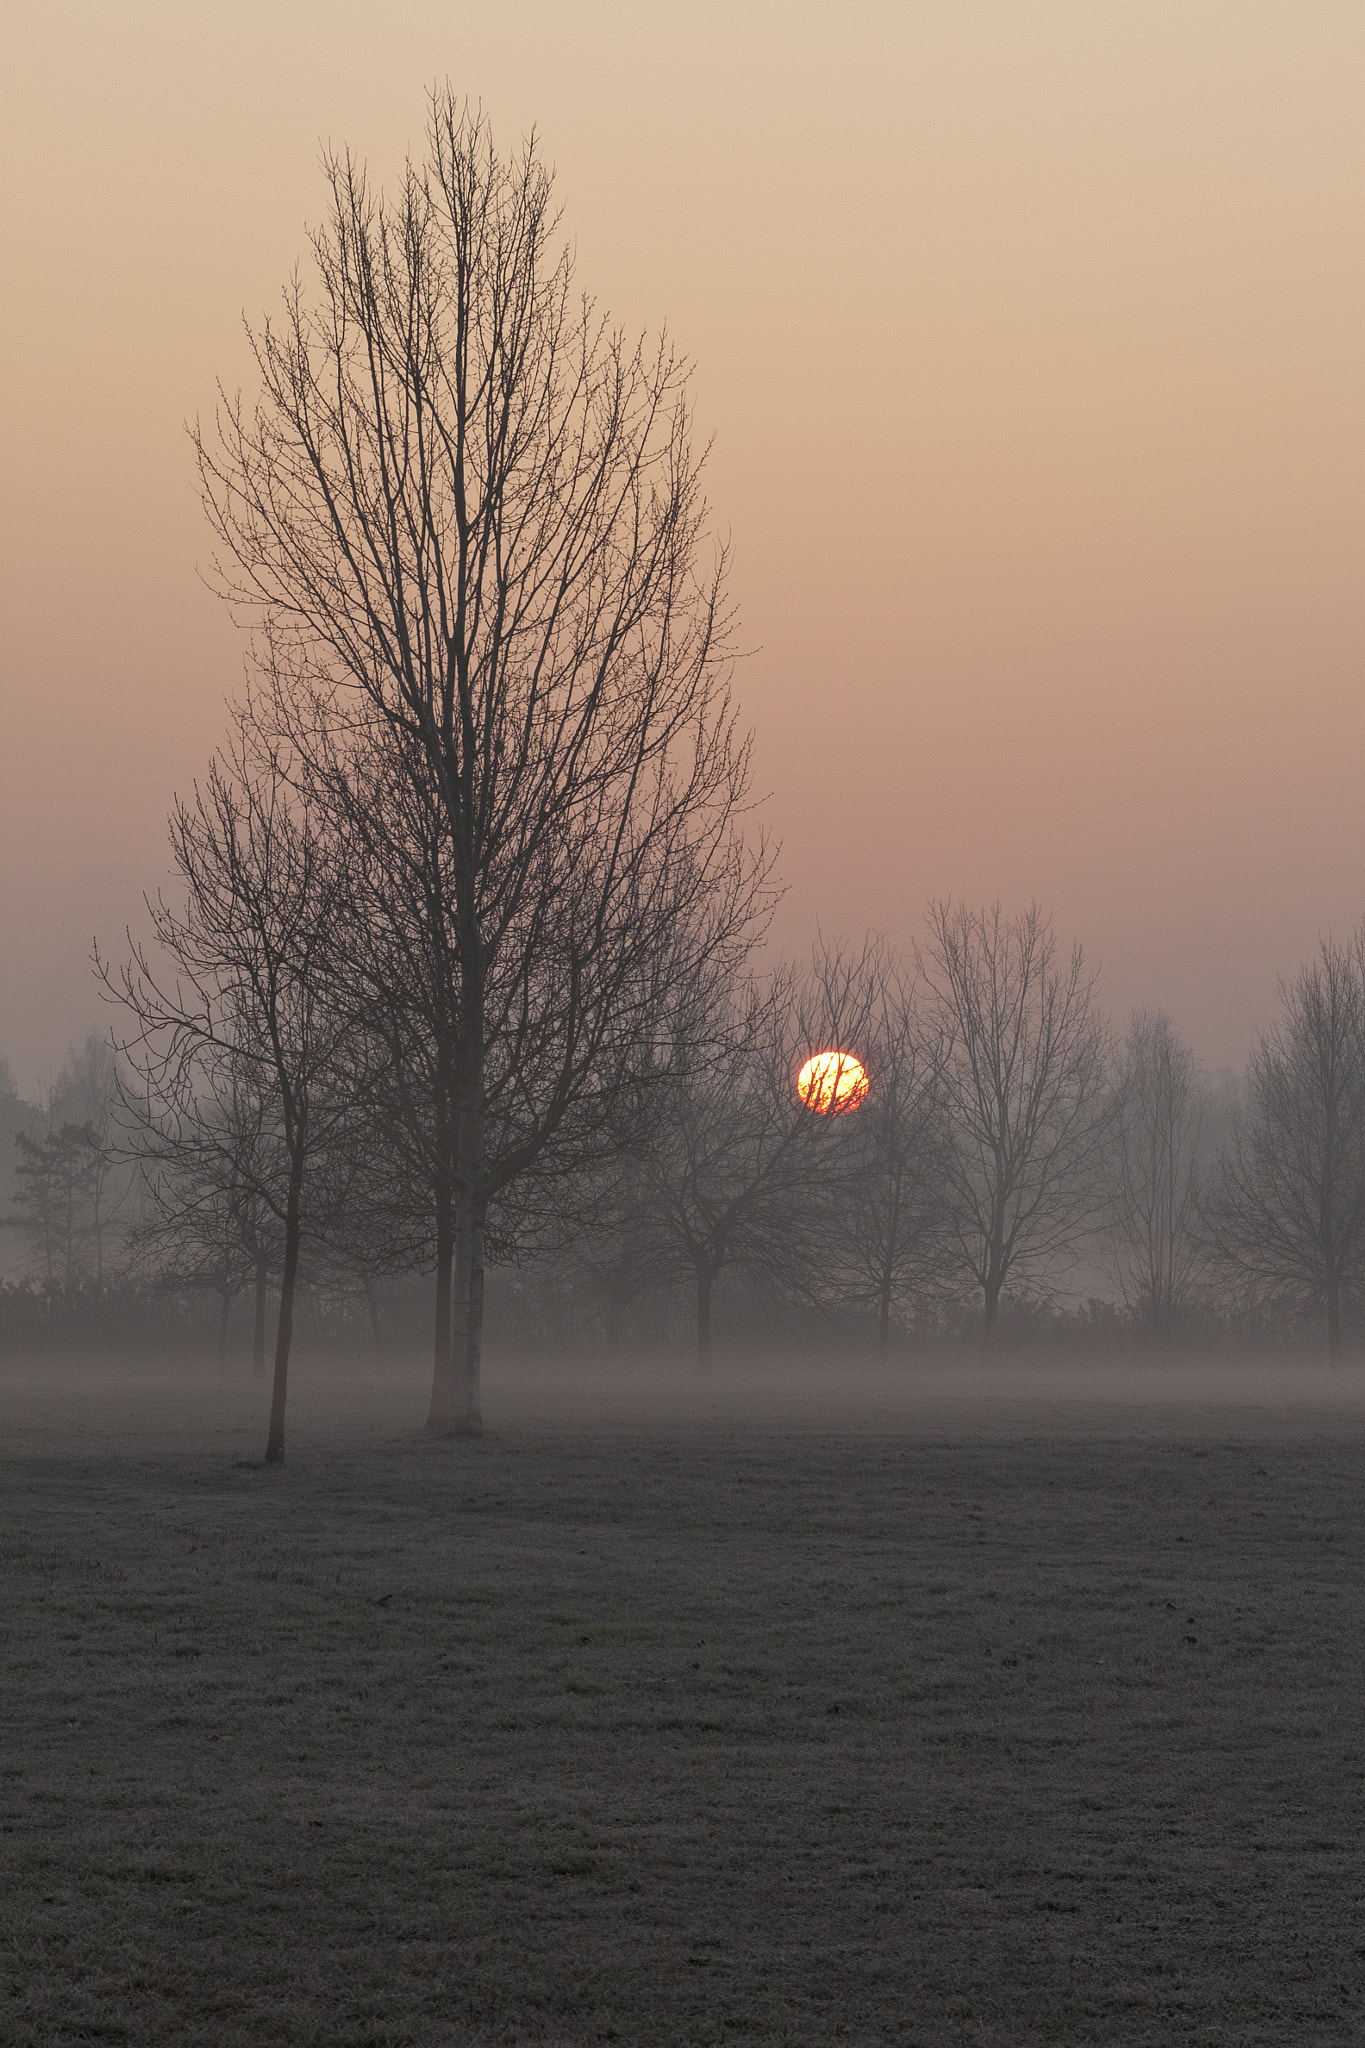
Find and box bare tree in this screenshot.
[1204,935,1365,1357]
[53,1035,128,1287]
[631,956,872,1369]
[130,1153,249,1371]
[0,1061,30,1255]
[1106,1011,1207,1341]
[922,901,1113,1348]
[559,1155,660,1354]
[107,723,356,1460]
[196,94,765,1435]
[823,945,950,1356]
[9,1121,102,1301]
[5,1037,132,1299]
[127,1060,280,1373]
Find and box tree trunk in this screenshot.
[451,1017,485,1436]
[878,1273,892,1360]
[264,1155,304,1463]
[64,1179,76,1306]
[215,1285,234,1375]
[981,1218,1008,1352]
[460,1193,485,1436]
[696,1266,714,1374]
[362,1276,383,1364]
[426,1149,455,1432]
[878,1172,900,1362]
[1328,1273,1342,1361]
[982,1274,1002,1352]
[252,1253,269,1379]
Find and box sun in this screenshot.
[797,1049,869,1116]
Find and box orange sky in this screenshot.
[3,3,1364,1092]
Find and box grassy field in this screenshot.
[3,1360,1365,2045]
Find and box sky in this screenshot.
[3,2,1364,1095]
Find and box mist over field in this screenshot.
[11,1343,1365,1449]
[6,1356,1365,2044]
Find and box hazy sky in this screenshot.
[3,3,1364,1094]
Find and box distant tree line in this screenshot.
[8,95,1365,1442]
[1,1037,130,1303]
[11,909,1365,1384]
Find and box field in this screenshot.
[3,1358,1365,2046]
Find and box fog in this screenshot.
[9,1345,1365,1457]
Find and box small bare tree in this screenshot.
[1107,1011,1207,1340]
[128,1061,280,1373]
[631,955,872,1369]
[6,1039,129,1299]
[823,945,950,1355]
[53,1035,128,1287]
[10,1122,102,1301]
[1205,934,1365,1357]
[922,901,1113,1348]
[107,722,357,1460]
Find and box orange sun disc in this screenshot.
[797,1050,869,1116]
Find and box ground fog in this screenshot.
[3,1355,1364,2045]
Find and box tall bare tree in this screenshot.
[922,901,1112,1347]
[1205,934,1365,1357]
[1107,1010,1207,1340]
[196,93,765,1434]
